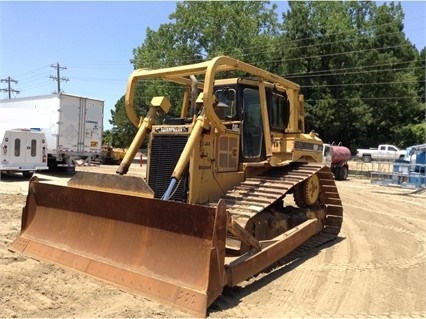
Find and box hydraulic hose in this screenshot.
[162,178,178,201]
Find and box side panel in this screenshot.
[58,95,103,154]
[57,95,81,152]
[83,98,103,153]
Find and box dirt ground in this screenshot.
[1,163,425,318]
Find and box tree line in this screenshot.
[105,1,425,153]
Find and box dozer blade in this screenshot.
[67,171,155,198]
[9,179,228,317]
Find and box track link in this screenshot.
[219,162,343,252]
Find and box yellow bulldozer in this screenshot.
[101,143,127,165]
[10,56,343,317]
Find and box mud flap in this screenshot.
[9,181,228,317]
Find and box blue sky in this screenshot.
[1,1,425,131]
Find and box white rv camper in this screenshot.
[0,128,48,178]
[0,93,104,168]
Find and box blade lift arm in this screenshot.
[116,97,171,175]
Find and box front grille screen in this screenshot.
[148,134,189,201]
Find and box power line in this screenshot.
[0,77,20,99]
[50,63,69,93]
[301,79,423,89]
[287,65,423,80]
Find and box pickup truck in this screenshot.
[356,144,406,163]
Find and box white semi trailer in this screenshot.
[0,93,104,168]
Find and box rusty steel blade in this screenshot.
[67,171,155,197]
[9,181,227,317]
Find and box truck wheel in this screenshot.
[333,167,342,180]
[339,166,348,180]
[362,155,372,163]
[22,171,34,179]
[48,157,58,171]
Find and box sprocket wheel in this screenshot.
[293,174,320,207]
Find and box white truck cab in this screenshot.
[1,128,49,178]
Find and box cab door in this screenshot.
[9,131,25,165]
[8,131,40,166]
[241,87,265,161]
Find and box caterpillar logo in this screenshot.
[155,127,189,134]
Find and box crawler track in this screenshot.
[220,162,343,252]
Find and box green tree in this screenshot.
[358,2,419,148]
[415,48,426,103]
[400,47,426,145]
[102,129,112,146]
[109,96,138,148]
[281,1,421,151]
[132,1,280,69]
[109,0,425,151]
[110,1,281,143]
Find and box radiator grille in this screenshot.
[148,134,189,201]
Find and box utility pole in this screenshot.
[50,63,69,93]
[0,77,20,99]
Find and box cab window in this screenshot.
[214,88,237,119]
[269,92,290,131]
[242,88,263,158]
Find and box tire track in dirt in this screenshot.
[345,201,426,224]
[307,221,425,271]
[209,251,329,318]
[337,184,425,271]
[297,210,369,317]
[330,180,426,317]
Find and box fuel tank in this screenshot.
[330,145,351,164]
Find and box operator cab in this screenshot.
[213,78,291,162]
